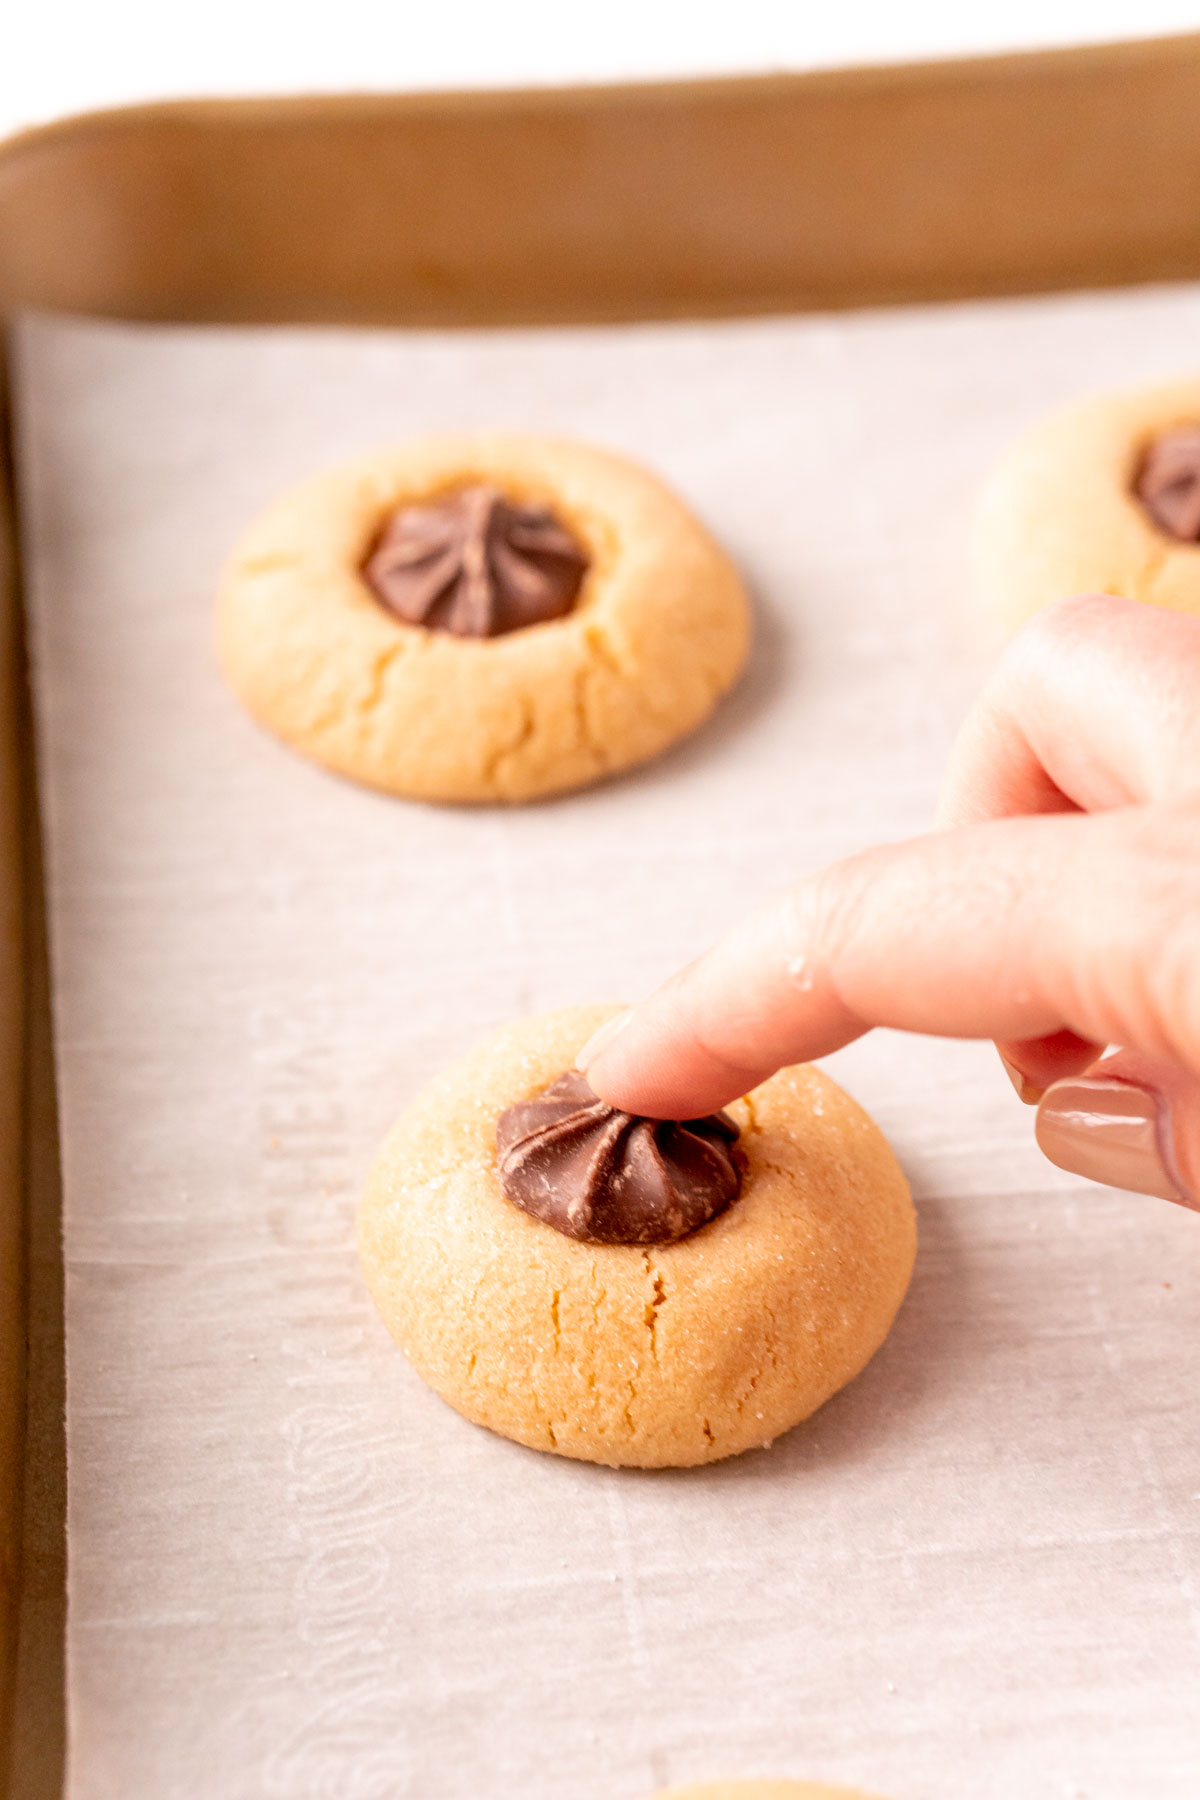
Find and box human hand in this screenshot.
[579,594,1200,1209]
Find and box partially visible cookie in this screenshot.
[357,1006,915,1469]
[974,378,1200,631]
[216,433,750,803]
[653,1784,891,1800]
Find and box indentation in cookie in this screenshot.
[1134,424,1200,542]
[362,484,589,636]
[495,1068,741,1244]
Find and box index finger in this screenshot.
[578,805,1189,1117]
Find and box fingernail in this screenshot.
[1035,1076,1193,1207]
[575,1009,633,1074]
[998,1051,1044,1105]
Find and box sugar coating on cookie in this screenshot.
[216,433,750,803]
[357,1006,916,1469]
[975,378,1200,631]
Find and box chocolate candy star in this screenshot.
[364,484,589,637]
[1135,424,1200,542]
[496,1069,741,1245]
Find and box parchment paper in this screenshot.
[12,286,1200,1800]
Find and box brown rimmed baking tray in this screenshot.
[3,31,1200,1794]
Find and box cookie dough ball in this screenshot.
[653,1785,891,1800]
[975,378,1200,631]
[358,1006,915,1468]
[216,433,750,802]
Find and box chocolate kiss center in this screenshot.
[363,484,589,637]
[495,1069,742,1245]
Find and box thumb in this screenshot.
[1036,1049,1200,1210]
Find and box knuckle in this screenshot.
[1000,592,1122,686]
[805,852,882,966]
[1146,920,1200,1070]
[956,597,1115,750]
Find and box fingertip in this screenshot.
[574,1008,632,1075]
[583,1049,735,1120]
[577,1005,662,1113]
[578,1008,691,1115]
[582,1006,762,1120]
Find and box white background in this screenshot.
[4,0,1200,139]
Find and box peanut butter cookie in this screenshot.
[358,1006,915,1469]
[975,378,1200,630]
[217,433,750,802]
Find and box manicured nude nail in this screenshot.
[998,1051,1044,1105]
[575,1009,633,1074]
[1035,1077,1194,1207]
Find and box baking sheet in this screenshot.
[11,288,1200,1800]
